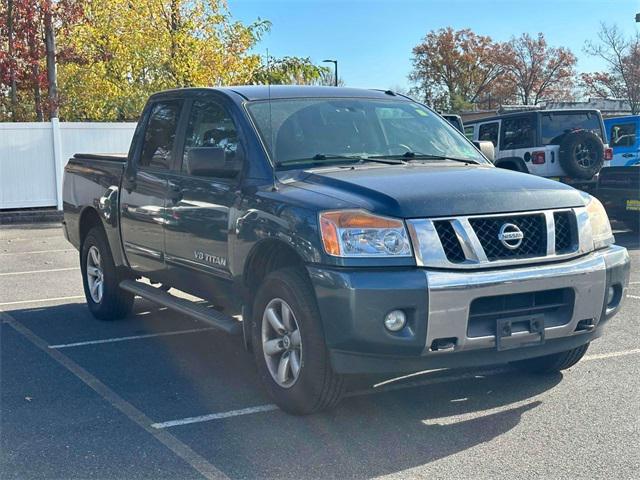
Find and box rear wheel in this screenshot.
[252,267,345,414]
[511,343,589,373]
[81,227,134,320]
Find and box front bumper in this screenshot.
[308,245,630,374]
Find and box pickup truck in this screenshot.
[63,86,630,414]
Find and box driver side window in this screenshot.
[182,100,239,174]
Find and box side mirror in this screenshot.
[473,140,495,162]
[185,146,242,178]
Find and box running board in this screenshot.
[119,280,241,335]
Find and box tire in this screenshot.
[80,226,134,320]
[251,267,345,414]
[511,343,589,374]
[559,131,604,180]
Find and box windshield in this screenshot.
[541,112,603,145]
[246,98,486,167]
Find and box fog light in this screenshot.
[384,310,406,332]
[607,286,616,306]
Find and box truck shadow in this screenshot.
[6,301,564,479]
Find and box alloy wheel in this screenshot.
[261,298,302,388]
[86,245,104,303]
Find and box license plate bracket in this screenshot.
[496,315,545,351]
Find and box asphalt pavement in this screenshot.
[1,222,639,479]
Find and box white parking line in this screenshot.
[151,405,280,429]
[0,267,79,276]
[627,295,640,300]
[0,249,74,256]
[49,327,216,349]
[0,295,85,307]
[151,348,640,429]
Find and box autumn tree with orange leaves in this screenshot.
[409,29,577,111]
[582,23,640,114]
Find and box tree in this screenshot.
[499,33,576,105]
[56,0,269,121]
[0,0,81,121]
[409,27,505,111]
[582,23,640,114]
[252,56,330,85]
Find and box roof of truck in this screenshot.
[151,85,410,102]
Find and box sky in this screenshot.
[228,0,640,90]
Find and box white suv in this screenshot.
[465,110,612,186]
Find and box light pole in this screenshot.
[323,59,338,86]
[636,12,639,22]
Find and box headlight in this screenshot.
[583,193,614,249]
[319,210,412,257]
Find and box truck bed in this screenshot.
[72,153,128,162]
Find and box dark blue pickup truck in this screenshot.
[63,86,630,414]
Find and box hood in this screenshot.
[281,163,586,218]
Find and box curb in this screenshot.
[0,209,63,225]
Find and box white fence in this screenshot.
[0,121,136,210]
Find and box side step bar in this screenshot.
[119,280,241,336]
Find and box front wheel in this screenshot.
[252,267,345,414]
[81,226,134,320]
[511,343,589,373]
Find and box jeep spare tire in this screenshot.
[558,130,604,179]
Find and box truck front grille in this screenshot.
[467,288,574,338]
[469,214,546,260]
[430,209,579,265]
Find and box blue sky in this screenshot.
[228,0,640,90]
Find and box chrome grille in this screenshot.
[469,214,546,260]
[408,208,587,270]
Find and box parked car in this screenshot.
[465,109,613,187]
[441,113,464,132]
[63,86,630,415]
[604,115,639,167]
[598,166,640,232]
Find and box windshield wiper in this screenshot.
[372,152,481,165]
[278,154,405,168]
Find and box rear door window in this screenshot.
[139,100,184,170]
[609,122,637,147]
[478,122,499,146]
[500,117,535,149]
[541,112,603,145]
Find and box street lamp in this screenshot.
[322,59,338,87]
[636,12,639,22]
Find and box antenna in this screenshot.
[267,49,277,191]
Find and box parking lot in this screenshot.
[1,222,639,479]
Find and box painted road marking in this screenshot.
[151,405,280,429]
[0,267,79,276]
[1,311,229,480]
[151,348,640,429]
[0,248,74,256]
[0,295,85,307]
[49,327,216,349]
[627,295,640,300]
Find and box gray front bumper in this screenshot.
[423,244,629,355]
[310,245,630,374]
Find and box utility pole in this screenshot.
[323,59,338,87]
[44,0,59,118]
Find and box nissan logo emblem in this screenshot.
[498,223,524,249]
